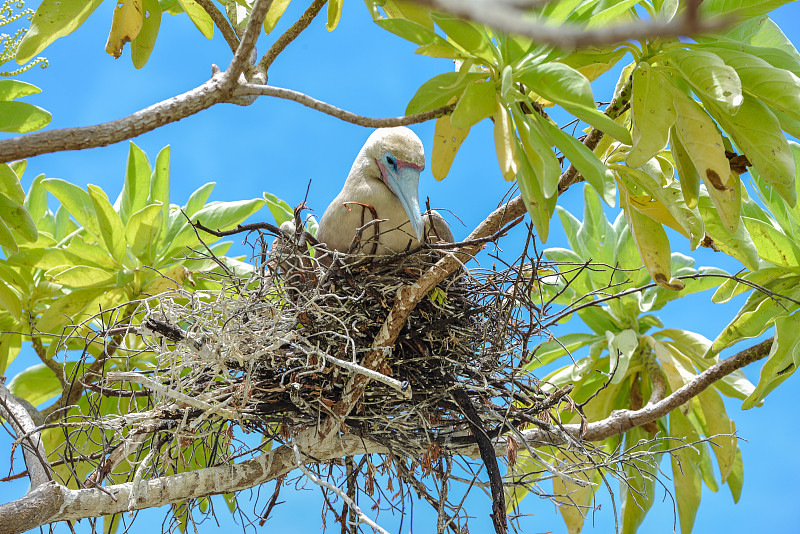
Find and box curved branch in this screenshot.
[0,381,50,489]
[236,84,456,126]
[0,432,387,534]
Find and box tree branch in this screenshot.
[405,0,730,48]
[236,84,456,126]
[0,381,50,489]
[0,432,387,534]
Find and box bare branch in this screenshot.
[236,84,456,126]
[0,432,387,534]
[0,381,50,488]
[223,0,274,85]
[258,0,328,75]
[196,0,241,54]
[405,0,730,48]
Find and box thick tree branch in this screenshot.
[405,0,730,48]
[0,381,50,489]
[0,432,387,534]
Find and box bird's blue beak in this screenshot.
[380,162,425,242]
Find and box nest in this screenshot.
[127,225,552,457]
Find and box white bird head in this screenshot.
[350,127,426,241]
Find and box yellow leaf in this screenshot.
[627,62,677,168]
[264,0,291,34]
[493,99,519,181]
[327,0,342,31]
[628,194,690,239]
[622,186,685,291]
[105,0,144,58]
[672,88,739,231]
[431,114,469,180]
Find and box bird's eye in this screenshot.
[386,154,397,171]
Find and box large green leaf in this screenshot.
[175,0,213,38]
[450,81,496,129]
[126,203,164,262]
[118,142,153,224]
[16,0,104,63]
[406,71,485,115]
[519,62,596,109]
[670,409,702,534]
[620,425,661,534]
[700,0,795,21]
[627,62,676,168]
[430,13,492,61]
[42,178,101,238]
[0,80,42,101]
[697,193,759,271]
[535,114,616,205]
[526,333,602,370]
[660,50,743,115]
[88,185,127,264]
[131,0,162,68]
[374,17,446,46]
[0,194,37,243]
[708,95,796,207]
[166,198,265,257]
[8,363,63,407]
[0,101,52,133]
[36,287,107,333]
[743,314,800,408]
[742,216,800,268]
[264,0,290,34]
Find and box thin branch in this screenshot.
[236,84,456,127]
[258,0,328,74]
[0,381,50,488]
[405,0,731,48]
[196,0,240,53]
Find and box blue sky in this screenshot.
[2,1,800,532]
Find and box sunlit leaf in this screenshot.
[176,0,213,38]
[431,114,469,180]
[627,62,676,168]
[16,0,104,63]
[742,313,800,408]
[131,0,162,68]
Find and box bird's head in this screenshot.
[363,127,425,241]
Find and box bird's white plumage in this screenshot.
[317,127,430,256]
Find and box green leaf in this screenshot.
[264,192,293,226]
[672,90,737,229]
[430,13,491,61]
[166,198,265,257]
[659,50,743,115]
[185,182,215,217]
[727,447,744,503]
[0,101,52,133]
[742,216,800,267]
[711,275,800,354]
[131,0,162,69]
[560,47,628,82]
[0,194,37,243]
[526,333,602,370]
[0,80,42,101]
[669,127,701,209]
[8,363,62,407]
[743,314,800,408]
[700,0,794,21]
[697,193,759,271]
[42,178,101,238]
[49,265,117,287]
[126,203,164,262]
[15,0,104,63]
[620,425,661,534]
[327,0,342,31]
[431,115,470,181]
[712,266,783,303]
[627,63,677,168]
[176,0,213,38]
[149,146,171,240]
[698,387,736,482]
[0,283,22,321]
[24,174,48,223]
[716,15,800,63]
[374,17,445,46]
[516,112,561,199]
[8,246,104,271]
[607,329,638,384]
[712,48,800,124]
[36,287,106,333]
[0,164,25,204]
[450,81,496,129]
[708,94,796,207]
[119,142,153,224]
[88,185,127,264]
[670,409,702,534]
[534,114,616,206]
[66,235,119,270]
[519,62,596,109]
[406,71,485,115]
[264,0,290,34]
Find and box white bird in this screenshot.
[317,127,452,259]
